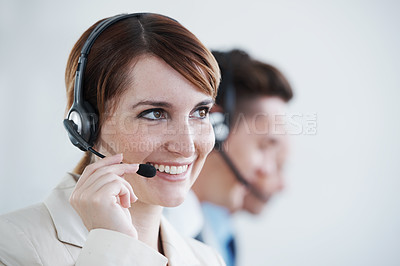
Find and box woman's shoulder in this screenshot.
[0,175,80,266]
[1,202,50,226]
[0,203,56,265]
[0,202,55,239]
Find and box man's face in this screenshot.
[223,96,288,213]
[242,138,288,214]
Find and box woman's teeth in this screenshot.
[148,163,188,175]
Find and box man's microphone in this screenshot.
[218,148,269,202]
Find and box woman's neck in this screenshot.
[129,201,163,253]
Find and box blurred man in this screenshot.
[164,49,293,266]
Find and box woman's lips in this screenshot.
[147,162,192,181]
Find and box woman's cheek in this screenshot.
[197,122,215,156]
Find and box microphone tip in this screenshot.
[137,164,156,178]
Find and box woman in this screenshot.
[0,13,223,265]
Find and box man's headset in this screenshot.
[63,13,156,178]
[210,52,268,201]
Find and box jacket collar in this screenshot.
[43,173,88,247]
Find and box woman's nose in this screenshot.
[164,119,195,158]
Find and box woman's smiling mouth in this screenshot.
[146,162,193,182]
[147,162,190,175]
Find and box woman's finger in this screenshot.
[77,153,123,188]
[96,179,132,209]
[82,172,138,203]
[77,163,139,192]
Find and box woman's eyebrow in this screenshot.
[132,99,214,110]
[193,99,215,108]
[132,100,172,109]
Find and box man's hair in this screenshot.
[212,49,293,114]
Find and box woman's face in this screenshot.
[97,55,215,207]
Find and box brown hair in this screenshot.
[65,13,220,174]
[212,49,293,115]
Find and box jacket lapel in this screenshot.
[43,173,88,247]
[160,216,200,266]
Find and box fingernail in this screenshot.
[130,164,139,170]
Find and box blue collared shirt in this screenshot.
[201,202,236,266]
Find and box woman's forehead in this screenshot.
[123,55,212,102]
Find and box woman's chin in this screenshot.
[152,178,192,207]
[160,195,186,207]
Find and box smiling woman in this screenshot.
[98,55,216,208]
[0,13,223,266]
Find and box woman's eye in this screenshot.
[191,107,210,119]
[139,109,167,120]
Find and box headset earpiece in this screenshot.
[64,100,98,151]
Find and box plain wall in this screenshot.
[1,0,399,265]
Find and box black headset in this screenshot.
[63,13,144,158]
[210,51,268,202]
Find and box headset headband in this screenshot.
[74,13,143,105]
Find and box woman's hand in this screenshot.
[70,153,139,238]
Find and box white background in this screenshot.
[1,0,399,265]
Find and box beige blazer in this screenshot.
[0,174,225,266]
